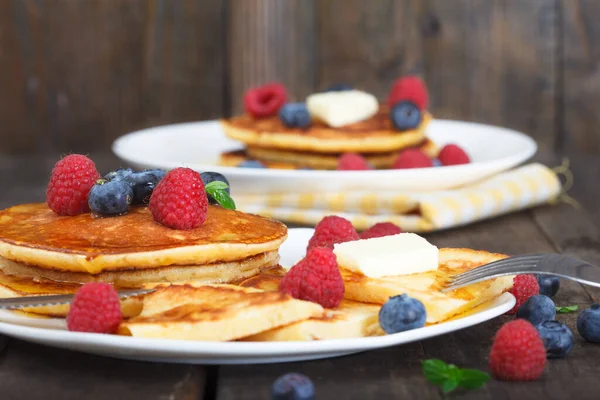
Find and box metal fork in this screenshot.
[441,253,600,292]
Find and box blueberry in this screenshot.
[378,294,426,334]
[104,168,133,181]
[323,83,353,92]
[122,170,165,205]
[536,320,574,358]
[88,179,133,216]
[537,274,560,298]
[516,294,556,325]
[279,103,311,128]
[390,101,421,131]
[577,304,600,342]
[432,159,442,167]
[271,373,315,400]
[200,171,230,205]
[237,160,266,169]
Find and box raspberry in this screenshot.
[489,319,546,381]
[387,76,429,110]
[149,167,208,230]
[279,247,344,308]
[46,154,100,216]
[66,283,123,334]
[507,274,540,314]
[244,83,287,118]
[337,153,372,171]
[438,144,470,166]
[307,215,359,251]
[360,222,402,239]
[392,148,433,169]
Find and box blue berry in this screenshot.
[516,294,556,325]
[104,168,133,181]
[390,101,421,130]
[577,304,600,342]
[279,103,311,128]
[237,160,266,169]
[432,159,442,167]
[536,320,574,358]
[123,170,166,205]
[378,294,426,334]
[537,274,560,298]
[88,179,133,216]
[323,83,353,92]
[271,373,315,400]
[200,171,230,205]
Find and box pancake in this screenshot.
[220,108,432,153]
[341,248,514,323]
[118,284,324,341]
[243,137,439,170]
[237,266,383,341]
[0,269,143,318]
[0,203,287,274]
[0,250,279,288]
[219,149,300,170]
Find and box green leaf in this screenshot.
[457,368,490,390]
[205,181,229,191]
[422,359,489,394]
[207,188,236,210]
[556,305,579,313]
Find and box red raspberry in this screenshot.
[360,222,402,239]
[337,153,372,171]
[387,76,429,110]
[149,167,208,230]
[243,82,287,118]
[279,247,344,308]
[489,319,546,381]
[392,148,433,169]
[46,154,100,216]
[66,283,123,334]
[438,144,470,166]
[307,215,359,251]
[507,274,540,314]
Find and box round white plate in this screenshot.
[112,119,537,195]
[0,229,514,364]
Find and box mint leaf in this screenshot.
[556,305,579,313]
[422,359,489,394]
[457,368,490,389]
[208,189,236,210]
[205,181,229,191]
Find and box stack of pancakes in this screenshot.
[0,203,287,317]
[219,107,437,170]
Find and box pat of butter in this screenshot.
[333,233,439,278]
[306,90,379,128]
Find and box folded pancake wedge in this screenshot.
[0,204,287,274]
[0,251,279,288]
[220,109,432,154]
[341,248,514,324]
[237,266,383,341]
[0,269,143,318]
[118,284,324,341]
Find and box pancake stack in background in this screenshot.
[0,203,287,317]
[219,76,438,170]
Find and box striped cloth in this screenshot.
[235,163,562,232]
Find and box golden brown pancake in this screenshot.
[0,269,143,318]
[0,251,279,288]
[118,284,324,341]
[0,203,287,274]
[220,108,432,153]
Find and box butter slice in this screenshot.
[306,90,378,127]
[333,233,439,278]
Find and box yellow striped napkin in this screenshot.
[235,163,562,232]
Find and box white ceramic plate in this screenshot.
[0,229,514,365]
[112,119,537,195]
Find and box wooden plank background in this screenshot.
[0,0,597,156]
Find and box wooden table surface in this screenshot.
[0,152,599,400]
